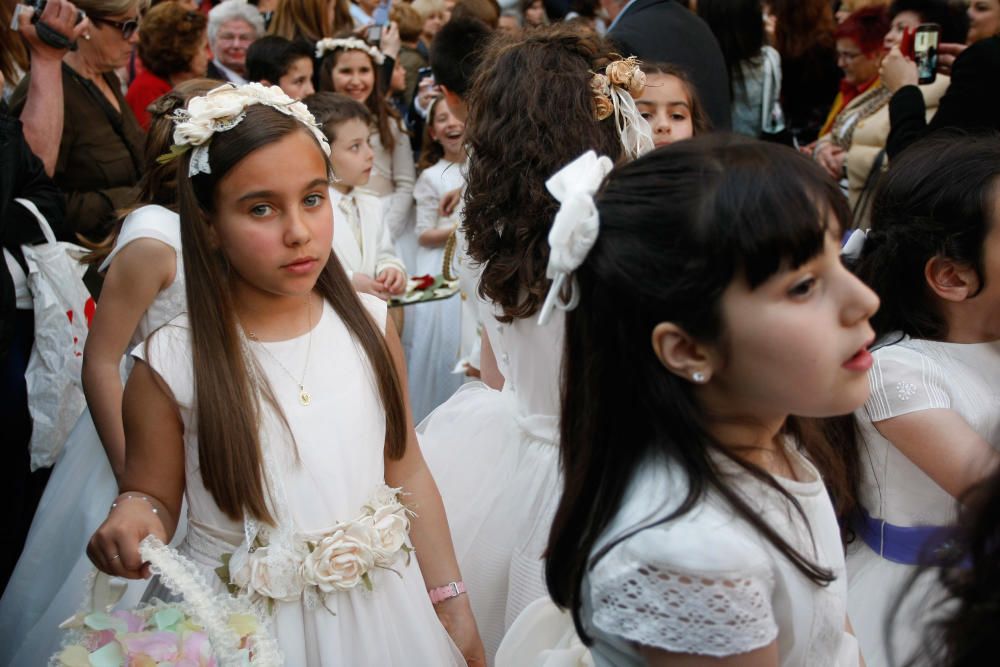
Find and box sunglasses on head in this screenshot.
[91,15,140,40]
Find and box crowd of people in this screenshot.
[1,0,999,665]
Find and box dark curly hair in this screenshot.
[138,3,208,80]
[462,24,625,322]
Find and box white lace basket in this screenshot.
[51,535,282,666]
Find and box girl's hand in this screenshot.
[438,187,463,217]
[87,494,169,580]
[376,267,407,294]
[434,594,486,666]
[380,21,401,60]
[880,46,919,93]
[351,271,390,299]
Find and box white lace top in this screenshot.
[582,448,859,666]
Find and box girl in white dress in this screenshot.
[842,134,1000,667]
[317,37,417,263]
[85,84,484,666]
[417,26,651,662]
[0,80,216,667]
[529,138,876,667]
[408,96,466,421]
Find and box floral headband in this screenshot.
[315,37,386,65]
[591,56,654,160]
[160,83,331,177]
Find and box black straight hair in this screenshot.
[854,133,1000,342]
[696,0,766,98]
[429,17,493,96]
[546,135,855,642]
[246,35,313,85]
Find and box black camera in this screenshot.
[26,0,86,50]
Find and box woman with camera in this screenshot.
[9,0,145,246]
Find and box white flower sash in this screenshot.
[217,484,414,609]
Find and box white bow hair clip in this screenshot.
[537,150,614,326]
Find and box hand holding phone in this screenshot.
[899,23,940,84]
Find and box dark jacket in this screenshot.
[0,105,68,360]
[9,64,143,243]
[887,35,1000,159]
[608,0,731,130]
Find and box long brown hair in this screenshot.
[770,0,836,59]
[416,96,448,171]
[85,78,219,266]
[463,25,624,322]
[0,3,28,85]
[175,104,407,523]
[268,0,351,42]
[318,36,402,152]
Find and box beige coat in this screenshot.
[841,76,950,226]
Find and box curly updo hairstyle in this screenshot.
[462,24,626,322]
[138,2,208,80]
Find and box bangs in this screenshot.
[699,144,848,288]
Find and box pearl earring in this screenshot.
[692,371,706,383]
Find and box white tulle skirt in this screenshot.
[406,243,463,423]
[0,409,153,665]
[496,597,594,667]
[846,541,947,667]
[418,383,562,664]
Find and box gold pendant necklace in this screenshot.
[245,298,314,407]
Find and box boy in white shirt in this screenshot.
[304,93,407,299]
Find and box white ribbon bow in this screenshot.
[537,150,614,326]
[609,86,655,160]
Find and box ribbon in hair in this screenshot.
[315,37,385,64]
[164,83,331,177]
[538,150,614,326]
[591,57,655,160]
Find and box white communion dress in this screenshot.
[0,205,186,667]
[847,336,1000,667]
[418,278,565,662]
[134,296,465,665]
[407,158,466,422]
[512,448,859,667]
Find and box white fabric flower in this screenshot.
[368,505,410,565]
[170,82,331,176]
[315,37,385,64]
[231,545,306,602]
[300,522,378,593]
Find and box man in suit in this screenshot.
[605,0,731,130]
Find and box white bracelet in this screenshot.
[110,494,159,515]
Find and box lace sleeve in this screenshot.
[865,343,950,422]
[589,534,777,657]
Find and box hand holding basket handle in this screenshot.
[60,535,282,666]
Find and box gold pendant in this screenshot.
[299,388,311,406]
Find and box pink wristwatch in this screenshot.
[428,581,466,605]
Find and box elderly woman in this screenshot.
[206,0,265,83]
[9,0,143,244]
[813,2,958,226]
[126,2,208,129]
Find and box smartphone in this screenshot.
[367,0,393,45]
[417,65,435,84]
[913,23,940,84]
